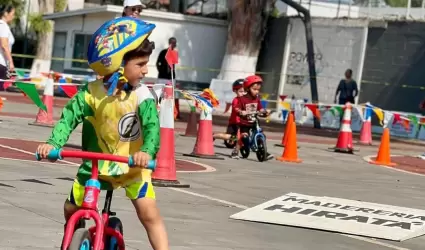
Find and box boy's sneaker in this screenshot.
[231,150,239,159]
[418,153,425,160]
[266,152,274,160]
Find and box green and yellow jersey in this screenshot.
[46,80,160,189]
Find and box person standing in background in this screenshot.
[0,5,15,81]
[122,0,146,17]
[156,37,180,120]
[334,69,358,105]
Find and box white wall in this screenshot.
[280,0,425,20]
[52,10,228,83]
[278,18,368,103]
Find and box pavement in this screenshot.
[3,94,425,249]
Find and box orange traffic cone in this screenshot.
[274,112,294,147]
[29,74,55,127]
[183,110,225,160]
[369,127,396,166]
[152,84,190,188]
[276,121,302,163]
[180,105,198,137]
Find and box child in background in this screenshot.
[36,17,169,250]
[213,79,245,159]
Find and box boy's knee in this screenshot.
[141,207,162,226]
[134,199,162,226]
[64,199,78,221]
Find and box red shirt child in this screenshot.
[229,97,241,125]
[236,75,267,129]
[226,79,246,135]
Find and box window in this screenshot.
[51,32,67,73]
[72,34,91,68]
[139,0,228,20]
[184,0,227,19]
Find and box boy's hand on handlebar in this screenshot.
[259,109,269,117]
[37,144,55,162]
[133,151,152,168]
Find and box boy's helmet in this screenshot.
[232,79,244,91]
[87,17,156,95]
[243,75,263,89]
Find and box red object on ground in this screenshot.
[334,103,354,153]
[152,85,190,187]
[183,110,224,160]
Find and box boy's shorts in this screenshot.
[226,124,239,136]
[68,179,155,206]
[239,124,254,135]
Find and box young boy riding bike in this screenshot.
[236,75,273,160]
[213,79,245,159]
[36,17,169,250]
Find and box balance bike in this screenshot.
[36,149,156,250]
[239,112,268,162]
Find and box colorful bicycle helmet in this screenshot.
[232,79,244,91]
[87,16,156,95]
[243,75,263,89]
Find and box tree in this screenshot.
[29,0,66,75]
[218,0,276,81]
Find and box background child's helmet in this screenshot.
[243,75,263,89]
[87,17,156,95]
[232,79,244,91]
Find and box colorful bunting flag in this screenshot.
[355,106,364,122]
[15,82,47,112]
[330,106,343,117]
[261,100,268,109]
[407,114,418,126]
[279,101,291,110]
[260,93,269,100]
[279,95,287,101]
[15,69,26,78]
[383,111,394,129]
[392,113,401,125]
[373,108,384,125]
[401,118,410,131]
[61,85,79,98]
[305,103,321,119]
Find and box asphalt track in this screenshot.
[2,98,425,249]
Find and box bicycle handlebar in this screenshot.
[35,149,156,170]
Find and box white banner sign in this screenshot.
[230,193,425,241]
[209,78,234,111]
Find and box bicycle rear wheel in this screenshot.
[224,139,236,148]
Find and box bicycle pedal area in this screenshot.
[3,113,425,249]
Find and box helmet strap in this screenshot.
[105,62,130,96]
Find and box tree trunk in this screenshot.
[218,0,275,81]
[30,0,55,76]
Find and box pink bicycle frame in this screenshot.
[36,149,155,250]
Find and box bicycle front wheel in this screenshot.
[256,137,267,162]
[68,228,91,250]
